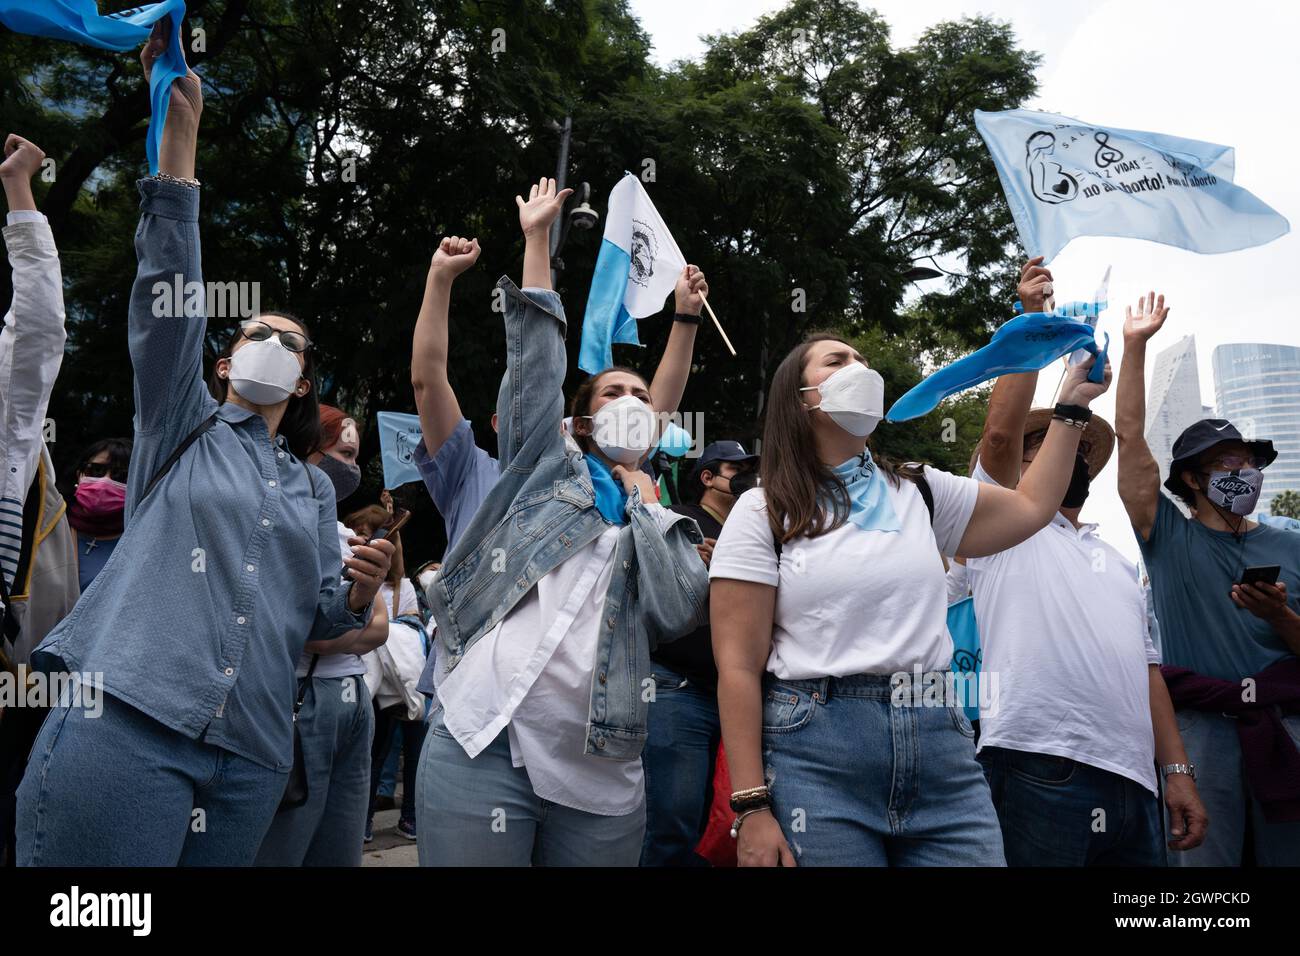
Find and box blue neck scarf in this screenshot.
[0,0,187,175]
[829,450,901,533]
[584,454,629,525]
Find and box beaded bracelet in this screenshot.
[155,171,201,189]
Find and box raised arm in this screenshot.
[957,357,1111,558]
[495,178,572,469]
[411,236,481,458]
[647,265,707,416]
[1,135,66,518]
[1116,293,1170,541]
[126,26,216,514]
[976,258,1052,488]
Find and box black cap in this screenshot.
[1164,418,1276,501]
[690,441,759,481]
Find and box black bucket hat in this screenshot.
[1164,418,1277,502]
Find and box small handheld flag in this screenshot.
[375,411,424,489]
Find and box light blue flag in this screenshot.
[974,108,1289,260]
[375,411,424,489]
[946,596,981,724]
[0,0,186,175]
[579,173,686,373]
[885,310,1108,422]
[652,421,694,458]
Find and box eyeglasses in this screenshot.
[81,462,127,482]
[1203,454,1266,471]
[238,319,312,353]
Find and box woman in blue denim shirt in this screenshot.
[16,36,393,866]
[710,333,1111,867]
[415,180,710,866]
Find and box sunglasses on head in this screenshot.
[81,462,127,482]
[238,319,312,353]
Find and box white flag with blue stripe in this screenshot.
[376,411,424,489]
[974,108,1289,261]
[579,173,686,374]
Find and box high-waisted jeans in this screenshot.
[760,672,1005,866]
[18,691,286,866]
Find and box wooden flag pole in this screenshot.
[698,293,737,357]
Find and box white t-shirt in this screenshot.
[379,578,419,620]
[709,466,979,678]
[965,460,1161,793]
[297,522,367,680]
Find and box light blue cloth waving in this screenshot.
[0,0,187,174]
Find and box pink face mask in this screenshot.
[75,475,127,515]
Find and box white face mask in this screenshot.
[586,394,658,465]
[227,338,302,406]
[800,362,885,437]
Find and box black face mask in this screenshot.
[720,469,759,498]
[1061,452,1091,509]
[317,454,361,501]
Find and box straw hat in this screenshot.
[1022,407,1115,479]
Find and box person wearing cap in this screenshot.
[1116,291,1300,866]
[965,261,1206,866]
[641,440,759,866]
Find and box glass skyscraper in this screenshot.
[1212,343,1300,515]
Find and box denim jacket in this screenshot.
[425,278,709,760]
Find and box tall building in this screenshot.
[1146,335,1208,486]
[1212,343,1300,514]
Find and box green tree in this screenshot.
[1272,489,1300,519]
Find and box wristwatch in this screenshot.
[1161,762,1196,782]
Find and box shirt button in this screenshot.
[595,738,606,749]
[247,564,256,572]
[278,451,286,459]
[623,560,630,570]
[236,616,246,625]
[268,479,277,487]
[262,519,271,527]
[224,667,234,676]
[598,671,607,684]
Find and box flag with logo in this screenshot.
[375,411,424,489]
[974,108,1289,260]
[579,173,686,374]
[0,0,187,175]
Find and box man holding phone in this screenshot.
[1117,292,1300,865]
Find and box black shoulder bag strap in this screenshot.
[140,412,220,502]
[771,468,935,564]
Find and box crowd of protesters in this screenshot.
[0,34,1297,869]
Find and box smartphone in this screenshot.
[1239,565,1281,587]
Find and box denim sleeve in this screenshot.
[413,418,498,549]
[306,465,370,641]
[495,277,567,472]
[627,492,709,648]
[126,178,219,515]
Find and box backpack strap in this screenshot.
[771,464,935,566]
[141,412,220,503]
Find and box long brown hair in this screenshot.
[761,332,921,544]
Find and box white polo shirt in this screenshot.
[965,459,1161,793]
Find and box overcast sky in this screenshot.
[630,0,1299,561]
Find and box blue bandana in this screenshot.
[584,454,629,525]
[0,0,187,175]
[829,451,901,533]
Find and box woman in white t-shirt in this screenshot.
[709,333,1110,866]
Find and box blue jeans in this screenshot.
[640,666,719,867]
[979,746,1164,866]
[17,691,287,866]
[1167,708,1300,866]
[368,706,423,823]
[415,709,645,866]
[761,673,1005,866]
[255,675,374,866]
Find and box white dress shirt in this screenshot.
[439,504,677,816]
